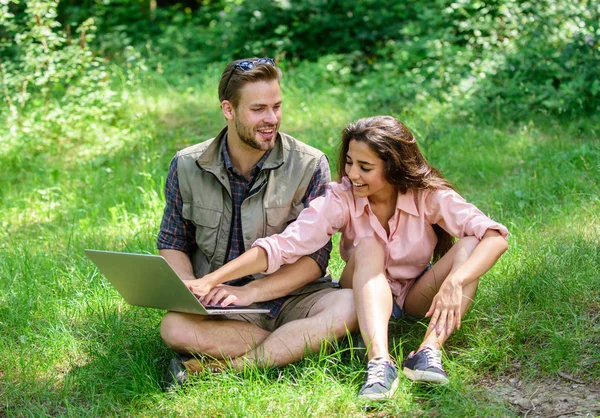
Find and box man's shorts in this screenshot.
[216,279,340,332]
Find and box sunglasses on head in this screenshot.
[224,58,276,90]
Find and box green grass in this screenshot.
[1,61,598,417]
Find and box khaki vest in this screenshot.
[177,127,326,278]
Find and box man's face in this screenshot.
[231,80,282,152]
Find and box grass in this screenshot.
[0,60,599,417]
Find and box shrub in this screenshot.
[0,0,146,143]
[1,1,114,126]
[472,1,600,116]
[194,0,599,117]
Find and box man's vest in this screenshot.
[176,127,326,278]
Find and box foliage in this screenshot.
[212,0,408,62]
[0,0,146,142]
[106,0,594,118]
[5,0,597,119]
[58,0,162,57]
[0,1,598,414]
[474,1,600,116]
[322,0,599,118]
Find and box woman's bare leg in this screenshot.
[403,236,480,350]
[340,237,393,361]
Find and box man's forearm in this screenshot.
[243,255,323,303]
[159,249,196,281]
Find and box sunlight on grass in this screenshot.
[283,83,354,158]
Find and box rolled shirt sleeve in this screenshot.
[425,188,509,240]
[254,184,348,274]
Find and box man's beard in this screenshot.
[234,118,277,152]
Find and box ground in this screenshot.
[483,373,600,417]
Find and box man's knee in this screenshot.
[331,290,359,335]
[309,289,358,335]
[160,311,198,350]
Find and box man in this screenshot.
[158,58,357,389]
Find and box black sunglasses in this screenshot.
[224,58,276,91]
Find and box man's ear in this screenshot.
[222,100,235,120]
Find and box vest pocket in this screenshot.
[265,205,303,236]
[184,204,222,259]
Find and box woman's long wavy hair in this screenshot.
[337,116,455,261]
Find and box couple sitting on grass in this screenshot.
[159,57,508,401]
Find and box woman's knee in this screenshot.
[340,237,386,288]
[455,235,480,254]
[353,236,385,259]
[352,237,386,268]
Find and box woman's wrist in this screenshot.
[449,275,466,287]
[204,271,224,287]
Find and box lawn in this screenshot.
[1,62,598,417]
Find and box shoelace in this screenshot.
[364,359,389,386]
[423,347,443,370]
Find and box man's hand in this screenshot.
[425,279,464,336]
[202,284,258,307]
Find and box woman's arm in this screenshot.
[186,246,268,300]
[420,189,510,334]
[200,256,323,307]
[426,188,509,240]
[187,184,349,301]
[426,229,508,334]
[443,229,508,289]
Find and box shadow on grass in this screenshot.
[2,307,169,415]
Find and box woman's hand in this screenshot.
[203,284,258,307]
[425,279,464,336]
[186,274,219,300]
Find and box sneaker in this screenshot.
[163,353,190,392]
[163,354,226,391]
[358,357,399,401]
[402,346,449,384]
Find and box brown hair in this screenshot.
[218,58,282,108]
[337,115,455,261]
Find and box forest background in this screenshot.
[0,0,598,416]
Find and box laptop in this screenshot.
[85,249,270,315]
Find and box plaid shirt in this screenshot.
[157,135,331,317]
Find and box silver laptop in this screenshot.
[85,249,270,315]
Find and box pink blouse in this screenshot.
[253,177,509,307]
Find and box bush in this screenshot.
[211,0,408,62]
[473,1,600,116]
[0,0,145,141]
[2,0,597,120]
[190,0,598,117]
[313,0,599,118]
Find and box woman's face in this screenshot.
[344,140,395,201]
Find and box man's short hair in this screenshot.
[218,58,282,108]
